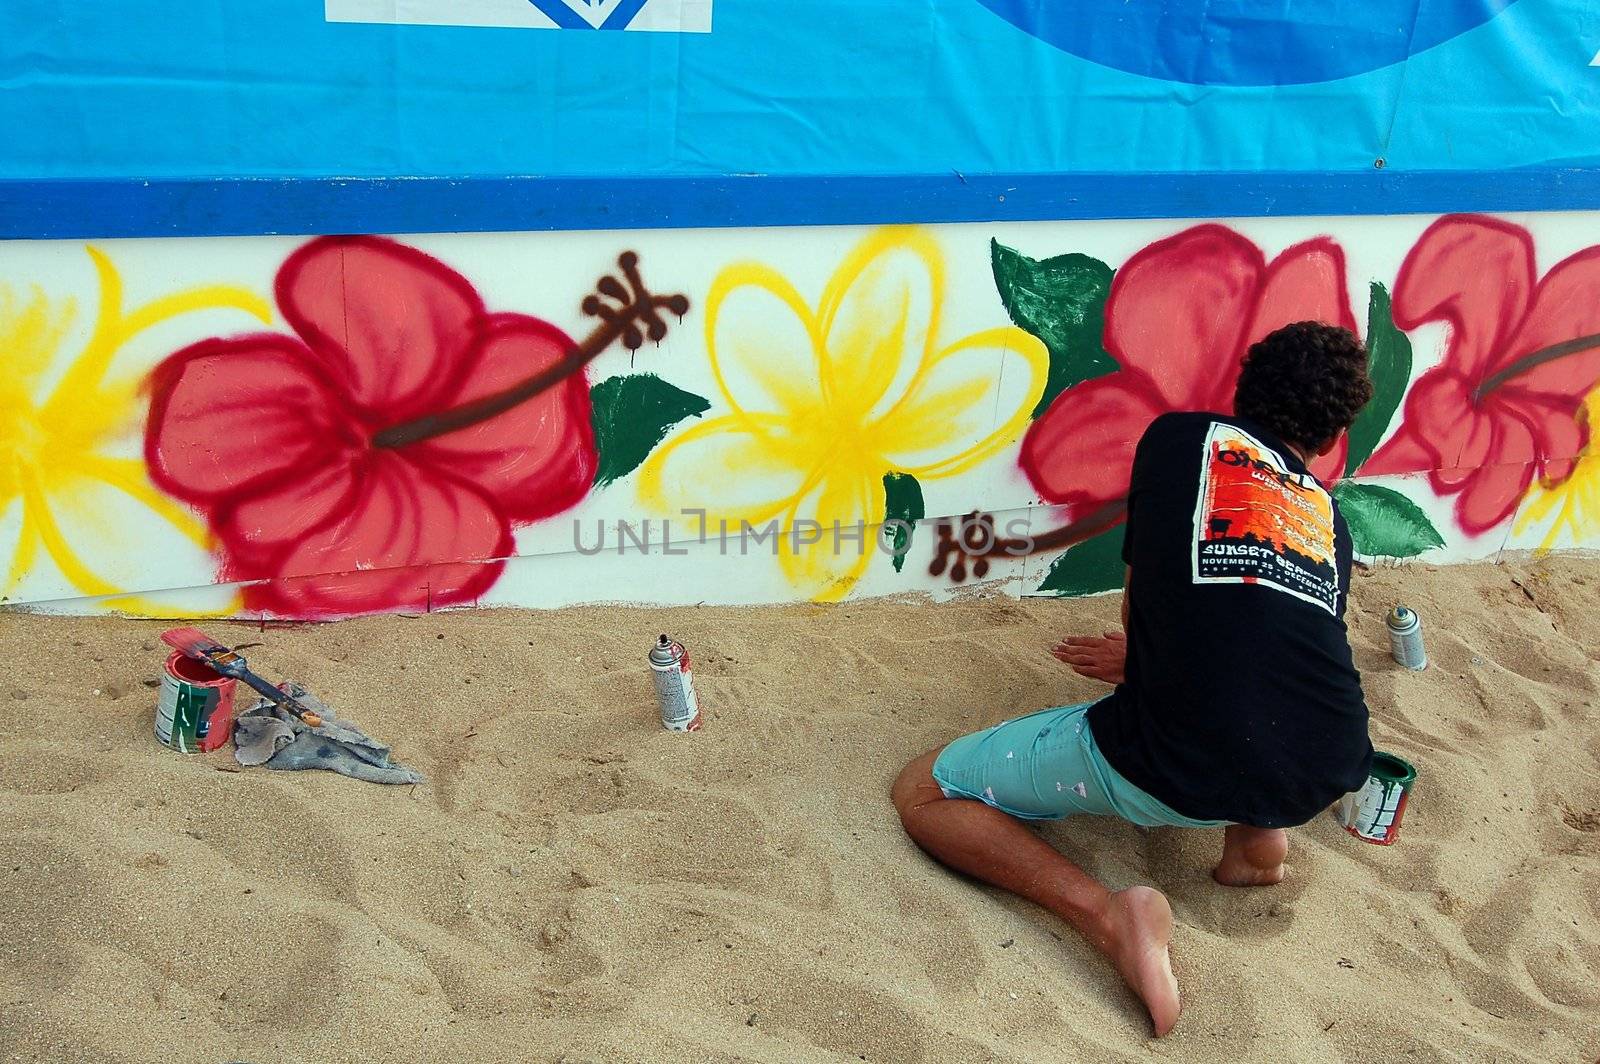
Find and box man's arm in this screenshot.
[1051,564,1131,685]
[1055,414,1154,684]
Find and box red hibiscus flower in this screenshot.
[1359,215,1600,534]
[145,236,597,616]
[1019,225,1355,516]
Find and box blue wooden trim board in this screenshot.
[4,170,1600,240]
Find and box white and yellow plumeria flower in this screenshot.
[639,227,1048,601]
[0,247,268,613]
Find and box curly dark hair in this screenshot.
[1233,322,1373,455]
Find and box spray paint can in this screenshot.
[155,650,237,753]
[649,634,701,732]
[1332,751,1417,845]
[1386,605,1427,670]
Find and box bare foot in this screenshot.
[1212,857,1286,887]
[1213,825,1288,887]
[1098,886,1182,1037]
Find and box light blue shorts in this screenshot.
[930,701,1228,829]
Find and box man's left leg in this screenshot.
[892,749,1182,1037]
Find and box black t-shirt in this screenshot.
[1086,412,1374,828]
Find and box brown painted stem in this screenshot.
[975,499,1128,558]
[372,295,677,449]
[1474,331,1600,401]
[1022,498,1129,555]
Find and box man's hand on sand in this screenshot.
[1052,632,1127,685]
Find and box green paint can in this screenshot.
[1332,751,1416,845]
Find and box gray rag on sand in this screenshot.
[232,682,424,785]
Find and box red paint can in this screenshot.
[155,651,237,754]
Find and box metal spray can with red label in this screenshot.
[649,634,701,732]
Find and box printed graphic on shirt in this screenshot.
[1191,422,1338,614]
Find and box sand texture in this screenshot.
[2,559,1598,1063]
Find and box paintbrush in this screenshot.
[160,627,325,728]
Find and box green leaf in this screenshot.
[1032,524,1126,596]
[1332,481,1446,558]
[990,239,1117,418]
[881,471,925,573]
[589,373,711,488]
[1345,282,1414,476]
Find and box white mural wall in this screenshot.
[2,211,1598,618]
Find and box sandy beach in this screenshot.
[2,558,1598,1063]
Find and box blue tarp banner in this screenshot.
[3,0,1598,182]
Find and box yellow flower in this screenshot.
[1516,387,1600,552]
[638,227,1048,601]
[0,247,269,612]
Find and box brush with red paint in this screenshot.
[160,627,324,728]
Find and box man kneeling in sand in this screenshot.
[893,322,1377,1036]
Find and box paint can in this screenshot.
[1386,605,1427,670]
[155,651,237,754]
[1332,751,1417,845]
[649,634,701,732]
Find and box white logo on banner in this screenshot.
[326,0,712,32]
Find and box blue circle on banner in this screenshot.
[972,0,1520,86]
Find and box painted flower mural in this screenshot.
[982,223,1451,595]
[145,237,687,616]
[1516,386,1600,550]
[638,227,1049,601]
[1017,225,1354,520]
[1361,215,1600,535]
[987,214,1600,596]
[0,247,268,611]
[9,212,1600,617]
